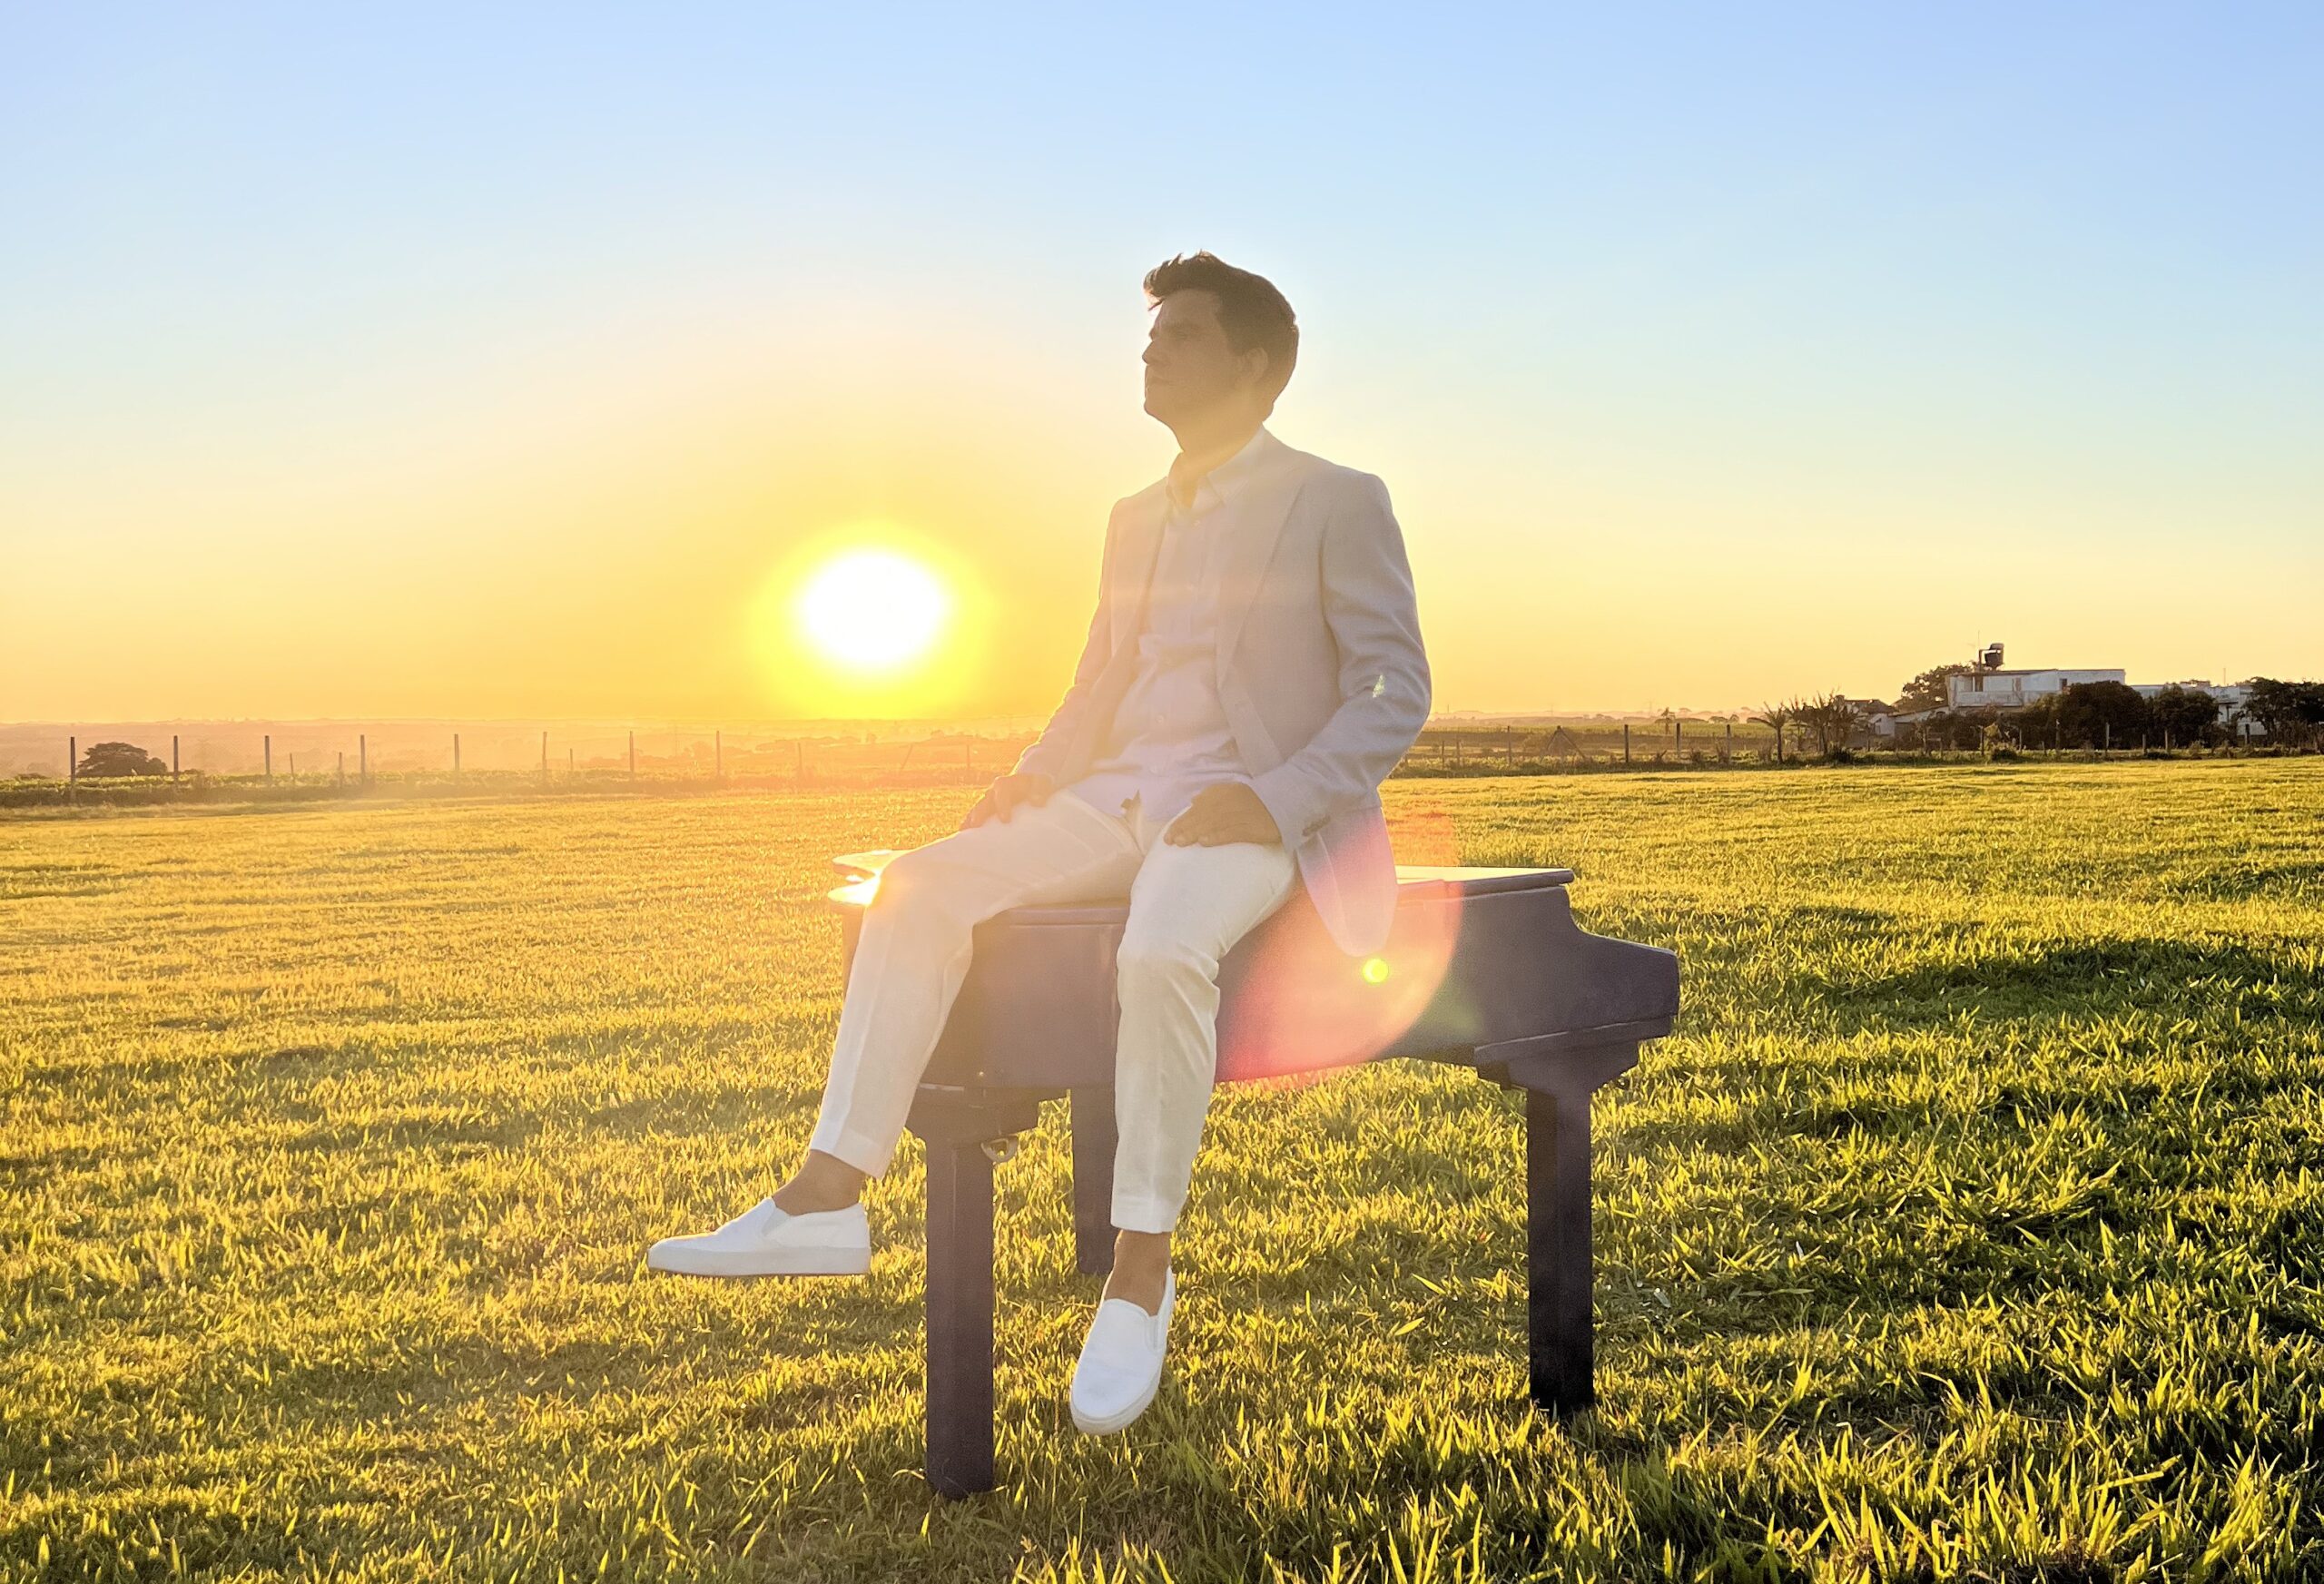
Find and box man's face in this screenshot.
[1142,290,1260,428]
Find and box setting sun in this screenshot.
[795,548,952,672]
[751,532,990,718]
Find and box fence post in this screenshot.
[337,751,344,786]
[359,733,368,786]
[568,747,575,777]
[1724,721,1732,763]
[453,733,460,782]
[172,734,180,784]
[265,734,272,783]
[68,735,76,802]
[1505,726,1515,769]
[1622,723,1630,765]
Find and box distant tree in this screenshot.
[77,741,167,778]
[2244,678,2324,746]
[2243,678,2295,741]
[1752,700,1796,763]
[2147,685,2221,748]
[1947,706,2004,751]
[1835,697,1867,753]
[1916,709,1976,751]
[2013,694,2059,746]
[1910,711,1945,751]
[1897,664,1974,713]
[2049,681,2152,748]
[1792,693,1861,757]
[1791,700,1823,756]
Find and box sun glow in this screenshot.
[795,547,951,671]
[750,528,990,718]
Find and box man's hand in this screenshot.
[960,771,1055,831]
[1163,782,1283,846]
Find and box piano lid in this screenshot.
[1389,865,1577,894]
[828,850,1574,910]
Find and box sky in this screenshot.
[4,3,2319,723]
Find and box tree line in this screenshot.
[1743,670,2324,760]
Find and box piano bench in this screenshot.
[827,851,1680,1500]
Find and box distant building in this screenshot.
[1945,668,2126,711]
[2131,677,2246,705]
[1903,667,2257,740]
[1838,698,1897,741]
[2132,680,2259,738]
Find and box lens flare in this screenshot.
[1216,890,1464,1087]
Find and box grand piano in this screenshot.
[827,851,1680,1498]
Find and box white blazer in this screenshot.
[1012,428,1432,956]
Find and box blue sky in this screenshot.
[4,3,2318,719]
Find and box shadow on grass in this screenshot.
[1805,937,2317,1025]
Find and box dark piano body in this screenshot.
[825,852,1679,1498]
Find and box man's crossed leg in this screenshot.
[645,783,1298,1431]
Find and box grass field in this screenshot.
[4,762,2320,1581]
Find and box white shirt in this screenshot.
[1061,428,1271,831]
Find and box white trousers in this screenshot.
[806,787,1300,1234]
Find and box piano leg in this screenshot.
[1068,1086,1117,1275]
[904,1086,1044,1500]
[921,1128,999,1498]
[1479,1038,1636,1416]
[1524,1082,1594,1414]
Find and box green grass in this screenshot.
[3,761,2319,1581]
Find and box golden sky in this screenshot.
[5,9,2319,723]
[10,281,2317,724]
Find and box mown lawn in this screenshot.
[4,761,2319,1581]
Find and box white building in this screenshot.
[1838,698,1897,740]
[2132,678,2247,705]
[1945,668,2125,710]
[1925,668,2256,739]
[2132,680,2259,737]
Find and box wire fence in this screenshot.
[3,724,1030,802]
[7,716,2310,810]
[1410,722,1782,769]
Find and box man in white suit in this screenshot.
[648,252,1432,1434]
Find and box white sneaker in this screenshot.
[1070,1266,1177,1434]
[645,1196,871,1277]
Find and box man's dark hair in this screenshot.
[1144,251,1299,408]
